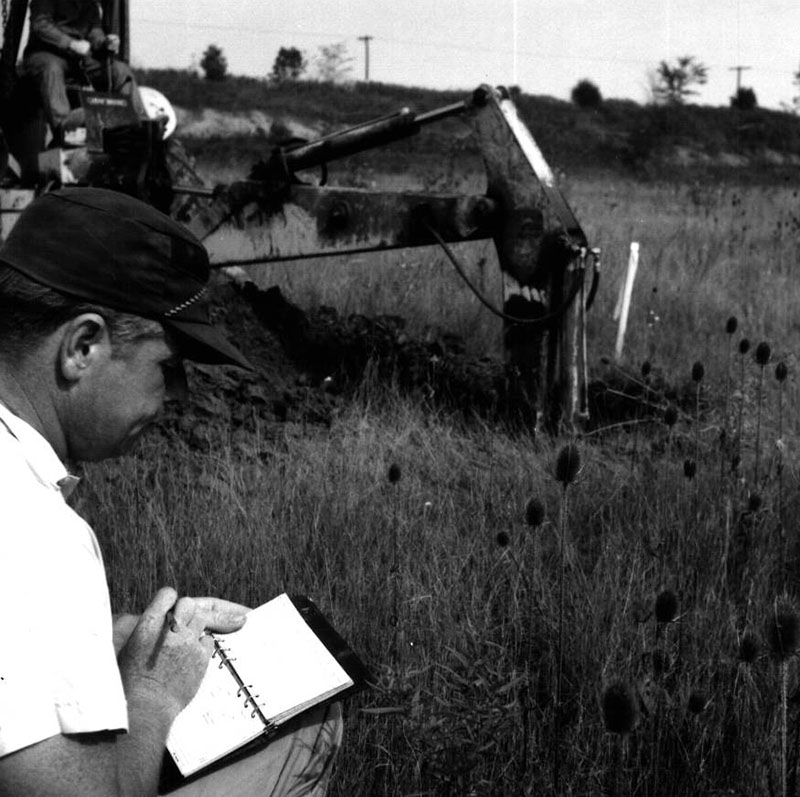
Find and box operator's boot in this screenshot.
[50,107,86,148]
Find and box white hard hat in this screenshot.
[137,86,177,139]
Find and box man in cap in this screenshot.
[23,0,146,143]
[0,187,342,795]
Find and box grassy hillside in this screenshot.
[139,68,800,182]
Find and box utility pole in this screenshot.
[729,65,751,94]
[358,35,373,81]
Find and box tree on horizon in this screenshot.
[200,44,227,81]
[270,47,307,83]
[651,56,708,105]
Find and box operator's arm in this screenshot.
[28,0,104,54]
[0,590,246,796]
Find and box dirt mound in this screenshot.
[157,273,536,448]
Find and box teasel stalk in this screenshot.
[523,496,545,661]
[735,338,750,465]
[602,680,638,797]
[691,361,704,462]
[722,317,738,481]
[753,342,771,488]
[690,362,704,518]
[767,598,799,797]
[552,443,581,792]
[519,496,545,786]
[775,362,788,551]
[387,462,402,662]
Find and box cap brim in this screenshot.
[165,319,255,371]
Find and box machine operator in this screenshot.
[22,0,146,144]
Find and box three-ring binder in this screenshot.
[211,638,276,733]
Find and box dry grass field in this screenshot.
[76,161,800,795]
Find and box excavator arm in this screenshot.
[182,85,599,429]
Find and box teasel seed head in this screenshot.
[755,341,771,366]
[641,360,652,378]
[555,444,581,486]
[655,589,679,623]
[683,459,697,480]
[766,599,800,662]
[651,648,670,676]
[739,338,751,356]
[664,405,678,427]
[687,690,708,715]
[747,492,762,513]
[387,463,402,484]
[725,316,738,335]
[602,680,639,735]
[738,631,760,664]
[776,361,788,383]
[691,361,705,383]
[524,497,545,528]
[495,531,510,548]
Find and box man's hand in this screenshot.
[68,38,91,57]
[104,34,120,54]
[112,597,249,656]
[116,589,249,716]
[191,596,251,633]
[112,613,139,656]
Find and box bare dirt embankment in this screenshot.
[160,273,520,451]
[173,106,319,142]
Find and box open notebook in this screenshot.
[165,593,369,779]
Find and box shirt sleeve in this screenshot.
[0,472,128,756]
[29,0,107,53]
[29,0,75,52]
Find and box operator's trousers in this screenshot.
[162,702,343,797]
[23,50,145,131]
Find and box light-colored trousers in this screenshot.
[164,702,343,797]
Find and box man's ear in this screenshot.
[59,313,111,383]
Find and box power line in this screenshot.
[134,17,353,42]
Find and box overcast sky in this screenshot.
[129,0,798,110]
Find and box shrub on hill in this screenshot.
[731,87,757,111]
[571,79,602,109]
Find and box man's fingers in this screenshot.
[191,597,249,633]
[140,587,178,626]
[172,597,198,630]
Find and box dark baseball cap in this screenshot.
[0,187,252,369]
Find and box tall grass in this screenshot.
[210,166,800,436]
[72,168,800,794]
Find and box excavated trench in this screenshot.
[156,273,680,452]
[157,273,536,449]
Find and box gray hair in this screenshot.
[0,263,164,361]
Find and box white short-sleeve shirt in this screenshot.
[0,404,129,757]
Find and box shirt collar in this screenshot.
[0,402,79,498]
